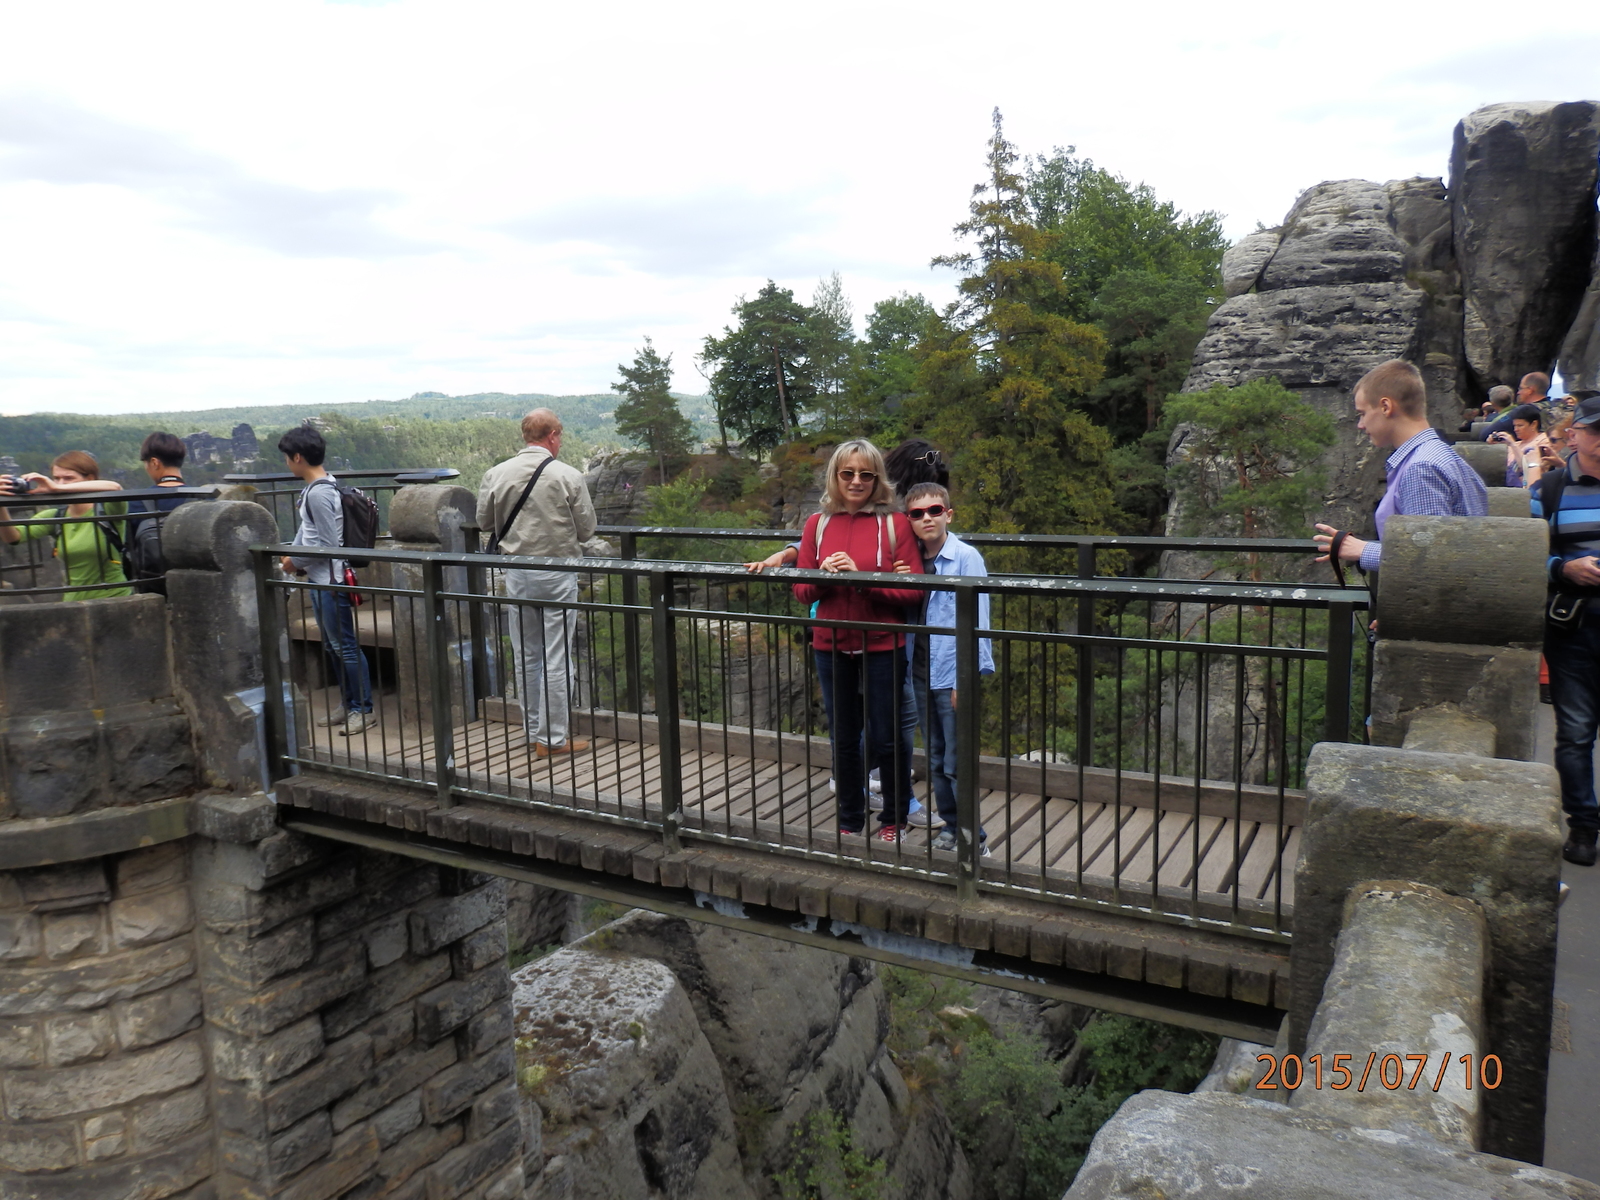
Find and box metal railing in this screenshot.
[0,486,219,599]
[224,469,461,541]
[254,541,1371,942]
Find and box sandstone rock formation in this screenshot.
[512,910,973,1200]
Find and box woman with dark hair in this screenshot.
[0,451,130,600]
[794,440,926,840]
[1488,404,1553,487]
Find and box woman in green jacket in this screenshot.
[0,450,130,600]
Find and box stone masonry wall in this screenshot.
[1,845,210,1197]
[191,819,524,1200]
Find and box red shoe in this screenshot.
[876,824,907,843]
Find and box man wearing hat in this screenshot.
[1533,396,1600,865]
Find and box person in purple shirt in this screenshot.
[1313,359,1488,574]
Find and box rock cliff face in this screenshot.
[1178,100,1599,553]
[512,911,973,1200]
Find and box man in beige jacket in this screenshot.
[477,409,597,755]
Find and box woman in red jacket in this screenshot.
[794,440,926,840]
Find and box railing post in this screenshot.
[423,557,456,807]
[252,549,289,786]
[1075,543,1096,769]
[464,536,494,704]
[1324,601,1353,744]
[954,584,981,902]
[621,532,643,714]
[649,570,683,851]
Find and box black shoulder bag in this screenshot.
[1540,470,1587,626]
[487,455,555,554]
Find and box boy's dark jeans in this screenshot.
[913,653,986,841]
[1547,614,1600,833]
[816,648,910,831]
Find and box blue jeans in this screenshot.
[311,586,372,714]
[913,667,986,842]
[1547,614,1600,833]
[816,649,910,830]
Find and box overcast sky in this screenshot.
[2,1,1598,416]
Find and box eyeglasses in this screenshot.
[908,504,948,519]
[837,470,877,483]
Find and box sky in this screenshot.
[2,1,1598,416]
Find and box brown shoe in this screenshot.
[536,739,590,758]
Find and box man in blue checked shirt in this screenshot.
[1531,396,1600,866]
[1313,359,1488,575]
[901,482,994,855]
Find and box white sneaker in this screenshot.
[340,711,374,736]
[316,709,349,728]
[868,768,882,796]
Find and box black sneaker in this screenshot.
[1563,831,1598,867]
[1541,683,1553,705]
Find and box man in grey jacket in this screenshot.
[279,424,373,735]
[477,409,597,756]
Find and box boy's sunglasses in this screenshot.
[908,504,948,519]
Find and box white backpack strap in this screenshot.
[813,513,830,561]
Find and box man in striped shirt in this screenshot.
[1532,396,1600,865]
[1314,360,1489,573]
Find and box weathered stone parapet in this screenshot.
[1290,743,1561,1162]
[388,485,478,729]
[190,812,523,1200]
[0,595,195,821]
[163,500,281,793]
[1292,881,1487,1146]
[1370,641,1541,761]
[0,844,210,1194]
[1376,515,1547,648]
[1399,704,1497,757]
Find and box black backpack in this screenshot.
[310,478,380,567]
[96,501,171,596]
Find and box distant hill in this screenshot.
[0,391,718,489]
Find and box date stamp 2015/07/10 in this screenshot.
[1256,1052,1502,1093]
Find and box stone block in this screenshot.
[0,1018,42,1067]
[463,1002,512,1060]
[378,1117,466,1194]
[0,936,194,1019]
[115,843,188,896]
[194,845,357,923]
[202,917,317,990]
[105,711,197,805]
[0,601,95,718]
[1370,640,1542,761]
[110,887,194,949]
[321,951,450,1041]
[130,1082,210,1153]
[0,1118,79,1171]
[468,1083,520,1141]
[0,910,42,960]
[268,1111,335,1182]
[191,794,280,846]
[420,1043,514,1126]
[423,1119,522,1200]
[276,1125,380,1200]
[208,1015,324,1086]
[0,1130,211,1200]
[360,1003,417,1064]
[16,861,110,911]
[215,1033,372,1138]
[84,1110,128,1161]
[3,726,100,818]
[372,1093,424,1148]
[452,923,508,976]
[204,953,367,1039]
[365,915,409,969]
[0,873,22,907]
[1292,743,1561,1163]
[254,831,333,883]
[314,866,439,945]
[1399,703,1496,757]
[329,1038,458,1133]
[1292,882,1487,1146]
[408,884,507,958]
[1065,1090,1600,1200]
[3,1031,205,1120]
[43,1008,116,1066]
[113,979,204,1050]
[1376,515,1547,646]
[43,907,107,960]
[416,966,510,1044]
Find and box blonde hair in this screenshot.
[821,440,893,514]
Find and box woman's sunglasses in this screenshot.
[837,470,877,482]
[908,504,948,519]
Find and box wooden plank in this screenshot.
[1195,821,1261,897]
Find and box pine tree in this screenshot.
[612,337,693,483]
[808,271,858,429]
[700,282,817,458]
[910,110,1119,570]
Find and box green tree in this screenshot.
[908,109,1119,569]
[700,281,817,457]
[612,337,693,483]
[1164,377,1336,579]
[847,292,934,435]
[808,271,858,430]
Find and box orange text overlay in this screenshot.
[1256,1052,1502,1092]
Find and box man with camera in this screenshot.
[1532,397,1600,865]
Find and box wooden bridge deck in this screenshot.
[294,689,1300,922]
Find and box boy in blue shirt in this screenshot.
[903,482,994,854]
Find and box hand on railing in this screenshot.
[744,546,797,574]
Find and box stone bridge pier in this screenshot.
[1,500,525,1200]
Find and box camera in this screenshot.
[1,475,34,495]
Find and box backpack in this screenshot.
[309,478,380,567]
[92,503,168,596]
